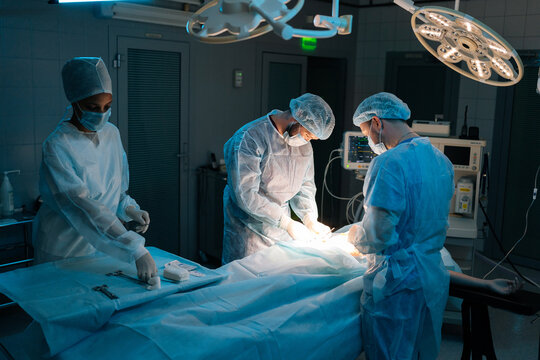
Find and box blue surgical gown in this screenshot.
[349,137,454,360]
[222,110,318,264]
[33,121,147,264]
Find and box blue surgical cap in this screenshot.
[353,92,411,126]
[62,57,112,103]
[289,93,335,140]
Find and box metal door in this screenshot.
[116,37,189,255]
[261,53,307,112]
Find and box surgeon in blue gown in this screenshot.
[348,92,455,360]
[222,93,335,264]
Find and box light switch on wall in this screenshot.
[233,69,243,88]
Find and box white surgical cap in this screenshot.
[289,93,335,140]
[353,92,411,126]
[62,57,112,103]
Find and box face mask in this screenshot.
[76,103,111,132]
[283,123,309,147]
[368,120,387,155]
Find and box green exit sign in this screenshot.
[301,37,317,51]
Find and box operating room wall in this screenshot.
[0,0,358,261]
[352,0,540,237]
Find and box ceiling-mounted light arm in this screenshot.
[250,0,351,40]
[332,0,339,17]
[393,0,428,22]
[393,0,418,14]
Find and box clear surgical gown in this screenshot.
[33,121,146,264]
[349,137,454,360]
[222,110,318,264]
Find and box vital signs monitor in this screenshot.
[342,131,374,171]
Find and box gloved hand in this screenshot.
[126,206,150,234]
[303,214,331,235]
[135,252,157,283]
[347,224,360,244]
[279,215,312,241]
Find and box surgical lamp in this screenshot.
[394,0,523,86]
[186,0,353,44]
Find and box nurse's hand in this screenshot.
[279,215,312,241]
[303,214,331,235]
[126,206,150,234]
[136,253,157,283]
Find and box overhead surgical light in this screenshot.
[186,0,353,44]
[394,0,523,86]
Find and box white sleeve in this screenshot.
[289,154,318,222]
[348,206,400,254]
[41,142,146,263]
[116,150,140,222]
[226,135,286,226]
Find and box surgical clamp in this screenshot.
[92,284,118,300]
[107,270,146,285]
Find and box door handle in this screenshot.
[177,143,189,170]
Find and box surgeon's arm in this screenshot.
[227,136,287,226]
[348,206,401,253]
[41,142,148,263]
[116,150,140,222]
[348,157,405,254]
[289,154,318,222]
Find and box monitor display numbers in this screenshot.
[347,136,374,163]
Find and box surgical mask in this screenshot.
[76,103,111,132]
[283,123,309,147]
[368,121,387,155]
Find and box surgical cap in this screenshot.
[353,92,411,126]
[289,93,335,140]
[62,57,112,104]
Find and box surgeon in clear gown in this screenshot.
[348,92,454,359]
[33,57,157,282]
[222,93,335,264]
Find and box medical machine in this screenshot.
[341,131,374,172]
[430,137,484,172]
[429,137,485,238]
[454,177,474,215]
[412,115,451,137]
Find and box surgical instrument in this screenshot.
[92,284,118,300]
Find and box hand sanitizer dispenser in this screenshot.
[1,170,20,217]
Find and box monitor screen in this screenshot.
[345,135,374,167]
[444,145,470,166]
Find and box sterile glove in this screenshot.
[347,224,360,244]
[126,206,150,234]
[146,275,161,291]
[279,215,312,241]
[303,214,331,235]
[135,252,157,283]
